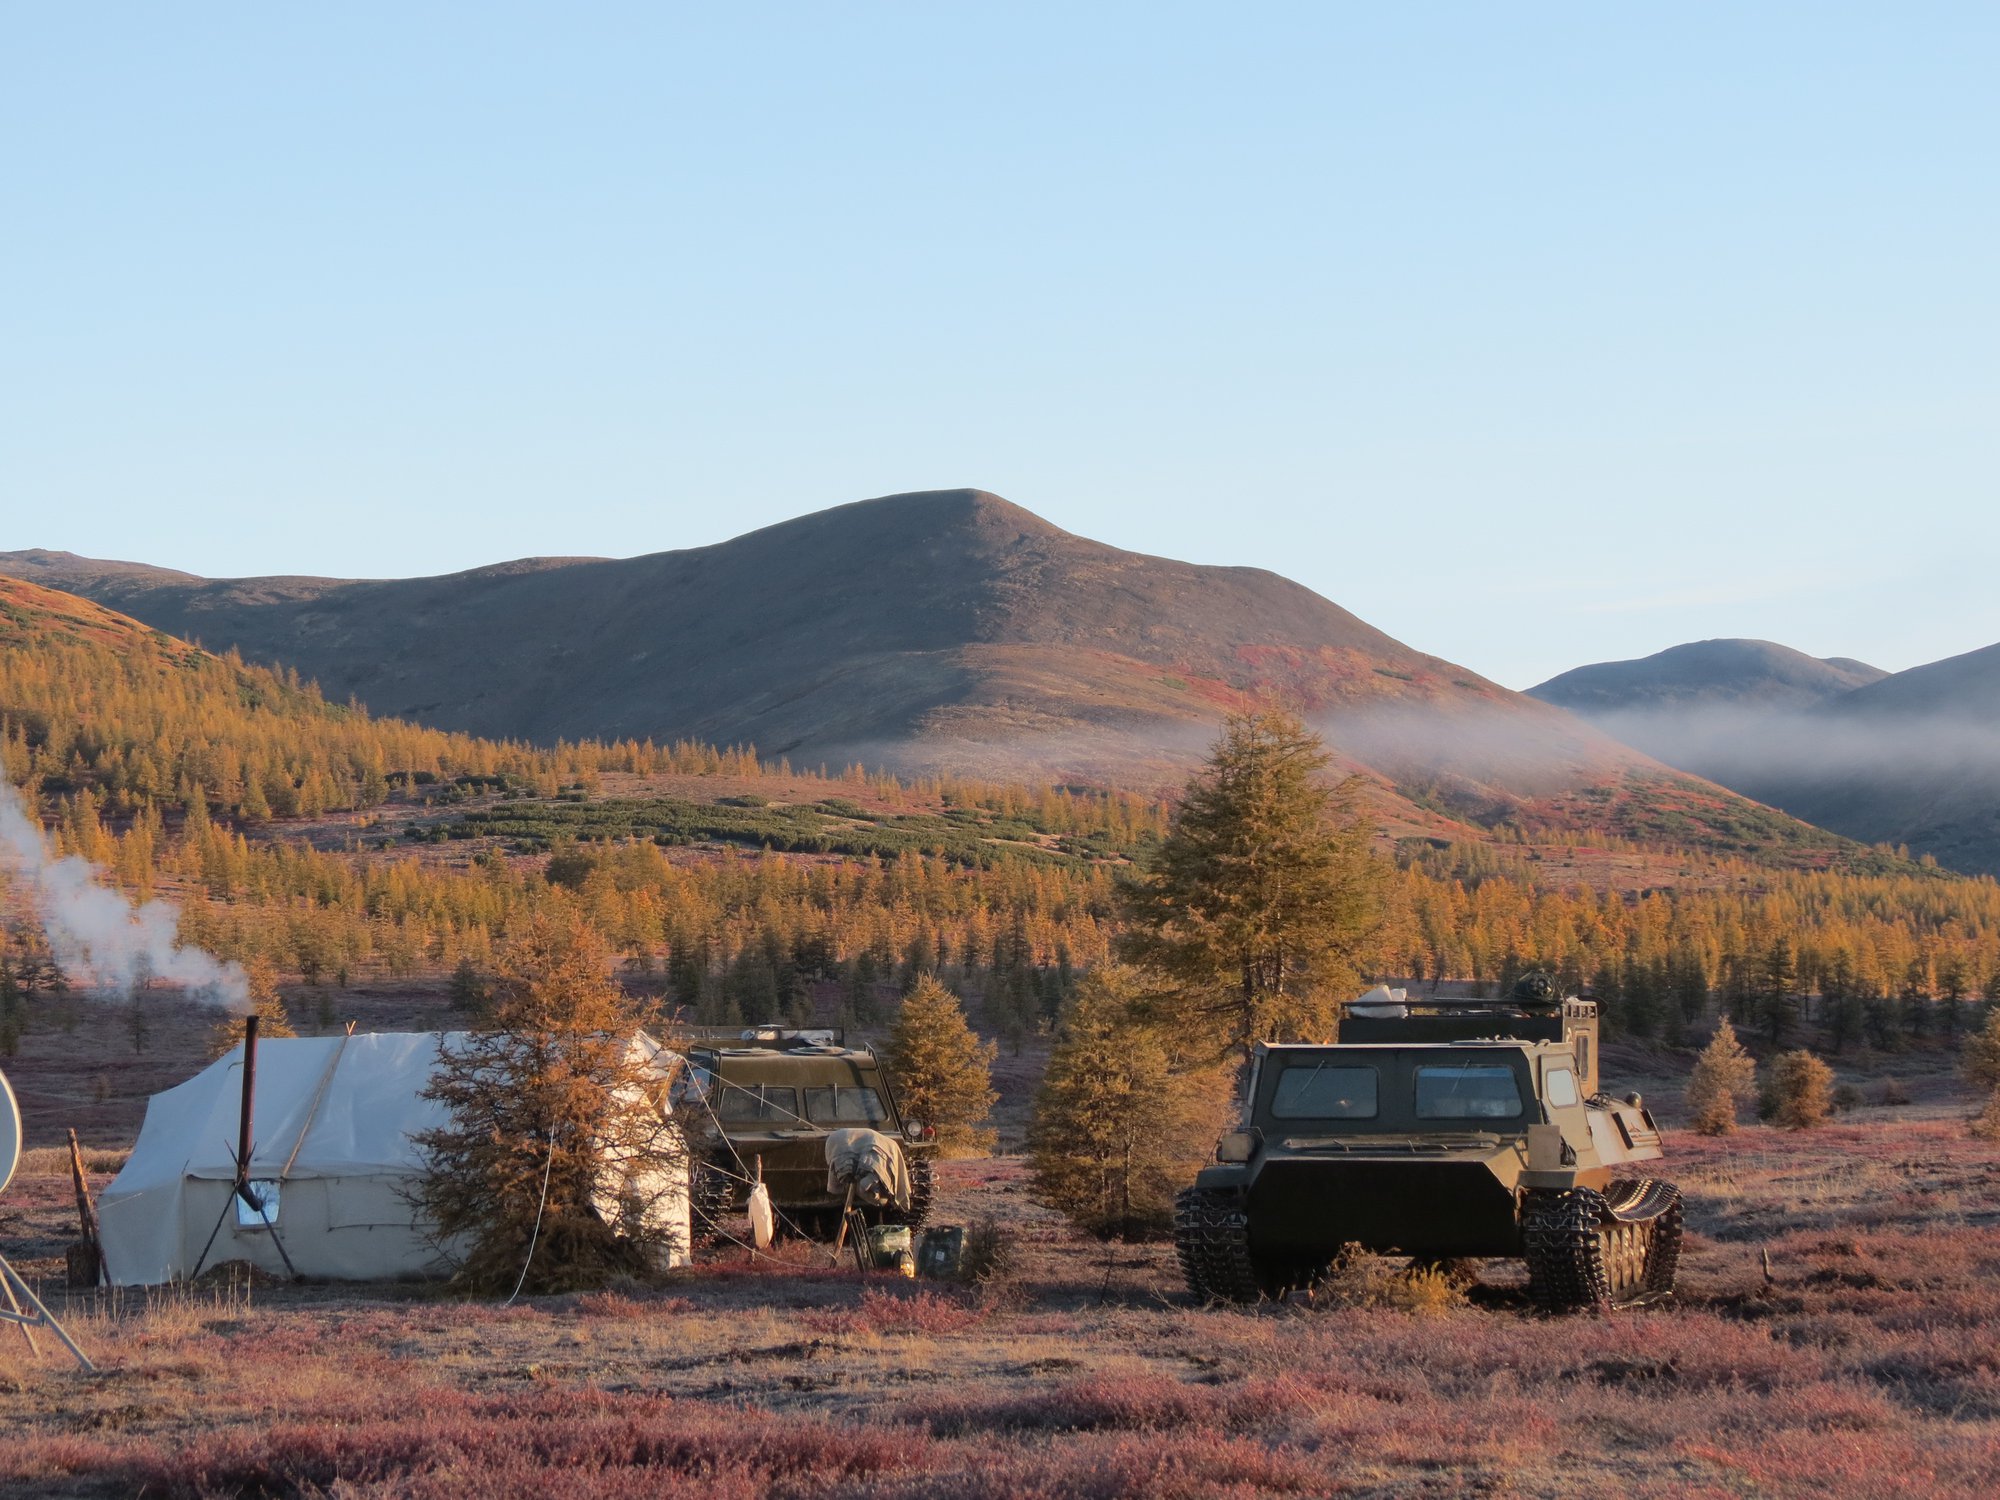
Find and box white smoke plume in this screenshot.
[0,783,249,1011]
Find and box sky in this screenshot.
[4,5,1995,690]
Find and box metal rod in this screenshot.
[256,1199,300,1280]
[0,1256,94,1372]
[0,1269,39,1355]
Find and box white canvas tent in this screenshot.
[99,1030,689,1287]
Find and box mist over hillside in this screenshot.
[1534,639,2000,875]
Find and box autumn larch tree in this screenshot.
[208,955,297,1060]
[884,974,997,1156]
[415,907,684,1294]
[1117,709,1379,1063]
[1685,1017,1758,1136]
[1026,965,1231,1240]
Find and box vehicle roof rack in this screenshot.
[682,1024,848,1050]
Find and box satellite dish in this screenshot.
[0,1068,20,1197]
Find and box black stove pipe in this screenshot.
[235,1014,259,1205]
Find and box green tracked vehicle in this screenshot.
[1174,976,1682,1312]
[677,1027,936,1243]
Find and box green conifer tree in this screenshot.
[1026,966,1230,1239]
[1117,709,1379,1062]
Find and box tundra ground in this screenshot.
[0,1106,1996,1499]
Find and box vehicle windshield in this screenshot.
[716,1084,801,1124]
[804,1086,888,1125]
[1415,1064,1523,1120]
[1271,1064,1378,1119]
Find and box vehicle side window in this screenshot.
[1415,1064,1523,1120]
[804,1086,888,1125]
[1545,1067,1579,1108]
[1576,1036,1591,1087]
[1271,1064,1378,1119]
[717,1085,801,1124]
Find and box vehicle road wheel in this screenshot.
[1174,1186,1266,1305]
[1522,1180,1682,1313]
[900,1156,934,1228]
[690,1159,733,1249]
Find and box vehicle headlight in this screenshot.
[1216,1131,1259,1163]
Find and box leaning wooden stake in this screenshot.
[67,1129,102,1289]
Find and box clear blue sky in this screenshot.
[5,5,1994,689]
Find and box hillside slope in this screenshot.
[2,492,1865,859]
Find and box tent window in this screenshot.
[235,1181,282,1228]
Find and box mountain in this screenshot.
[1530,639,1886,716]
[2,491,1864,857]
[1533,637,2000,876]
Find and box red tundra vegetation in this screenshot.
[0,1108,1995,1499]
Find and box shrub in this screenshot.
[543,845,599,889]
[1766,1050,1835,1130]
[958,1216,1013,1285]
[1969,1088,2000,1142]
[1685,1017,1757,1135]
[1963,1009,2000,1090]
[1311,1250,1469,1315]
[1878,1077,1911,1107]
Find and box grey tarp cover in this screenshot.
[822,1127,910,1210]
[98,1030,689,1286]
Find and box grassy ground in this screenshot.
[0,1103,1995,1499]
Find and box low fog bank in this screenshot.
[1584,706,2000,790]
[1312,700,1632,797]
[1581,705,2000,874]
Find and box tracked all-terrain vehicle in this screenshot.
[1175,977,1682,1312]
[678,1027,935,1244]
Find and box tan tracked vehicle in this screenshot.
[1174,974,1682,1312]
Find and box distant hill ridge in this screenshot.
[1530,638,1886,713]
[4,490,1869,861]
[1532,637,2000,876]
